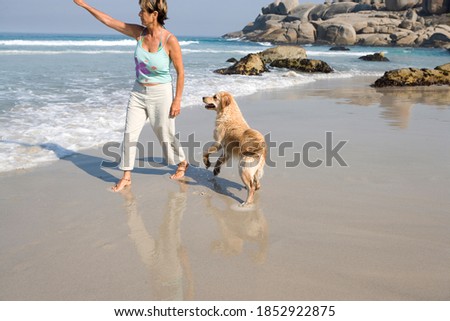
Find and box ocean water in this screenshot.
[0,33,449,172]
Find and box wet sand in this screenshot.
[1,76,450,300]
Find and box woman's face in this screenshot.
[139,9,156,25]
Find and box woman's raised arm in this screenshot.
[73,0,143,39]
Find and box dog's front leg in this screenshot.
[213,152,226,176]
[203,142,222,169]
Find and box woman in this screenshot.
[74,0,188,191]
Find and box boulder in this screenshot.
[226,58,238,63]
[422,25,450,47]
[360,26,376,34]
[297,22,317,44]
[314,21,357,45]
[278,0,300,15]
[353,21,369,33]
[249,14,285,32]
[258,45,307,64]
[385,0,421,11]
[256,28,290,43]
[422,0,450,15]
[399,19,415,30]
[262,0,300,15]
[392,31,419,45]
[330,46,350,51]
[359,52,390,61]
[262,2,280,15]
[352,4,375,12]
[436,24,450,34]
[399,9,418,30]
[404,8,418,22]
[214,54,268,76]
[284,27,299,43]
[373,64,450,87]
[357,34,391,46]
[270,58,334,73]
[322,3,358,20]
[289,4,316,22]
[309,5,330,21]
[375,25,398,34]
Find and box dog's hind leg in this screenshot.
[250,156,265,191]
[254,174,261,191]
[239,167,256,207]
[254,164,265,190]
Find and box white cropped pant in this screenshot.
[119,81,186,171]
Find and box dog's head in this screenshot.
[202,91,234,113]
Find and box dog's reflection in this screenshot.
[120,183,194,300]
[206,192,269,264]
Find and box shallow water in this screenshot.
[0,33,449,172]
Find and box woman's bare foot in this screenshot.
[112,178,131,192]
[170,161,189,180]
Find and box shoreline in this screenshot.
[4,73,450,177]
[1,76,450,300]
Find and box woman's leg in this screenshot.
[113,85,148,191]
[145,84,188,179]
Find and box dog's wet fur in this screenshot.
[203,92,266,206]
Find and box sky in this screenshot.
[0,0,322,37]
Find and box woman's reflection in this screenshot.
[120,182,194,300]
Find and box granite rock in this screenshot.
[270,58,334,73]
[373,63,450,87]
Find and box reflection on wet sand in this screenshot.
[308,85,450,129]
[120,183,194,300]
[205,192,268,264]
[376,86,450,129]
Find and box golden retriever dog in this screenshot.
[202,92,266,207]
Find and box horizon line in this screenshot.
[0,30,227,38]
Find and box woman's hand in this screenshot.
[170,99,182,118]
[73,0,87,7]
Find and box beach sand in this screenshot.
[1,76,450,300]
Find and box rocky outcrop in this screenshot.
[270,58,333,73]
[359,52,390,61]
[214,45,332,76]
[223,1,450,48]
[373,63,450,87]
[214,54,268,76]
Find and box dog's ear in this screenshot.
[222,92,232,107]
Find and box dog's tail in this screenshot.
[240,129,266,157]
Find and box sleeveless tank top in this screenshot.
[134,29,172,84]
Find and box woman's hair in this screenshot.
[139,0,168,26]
